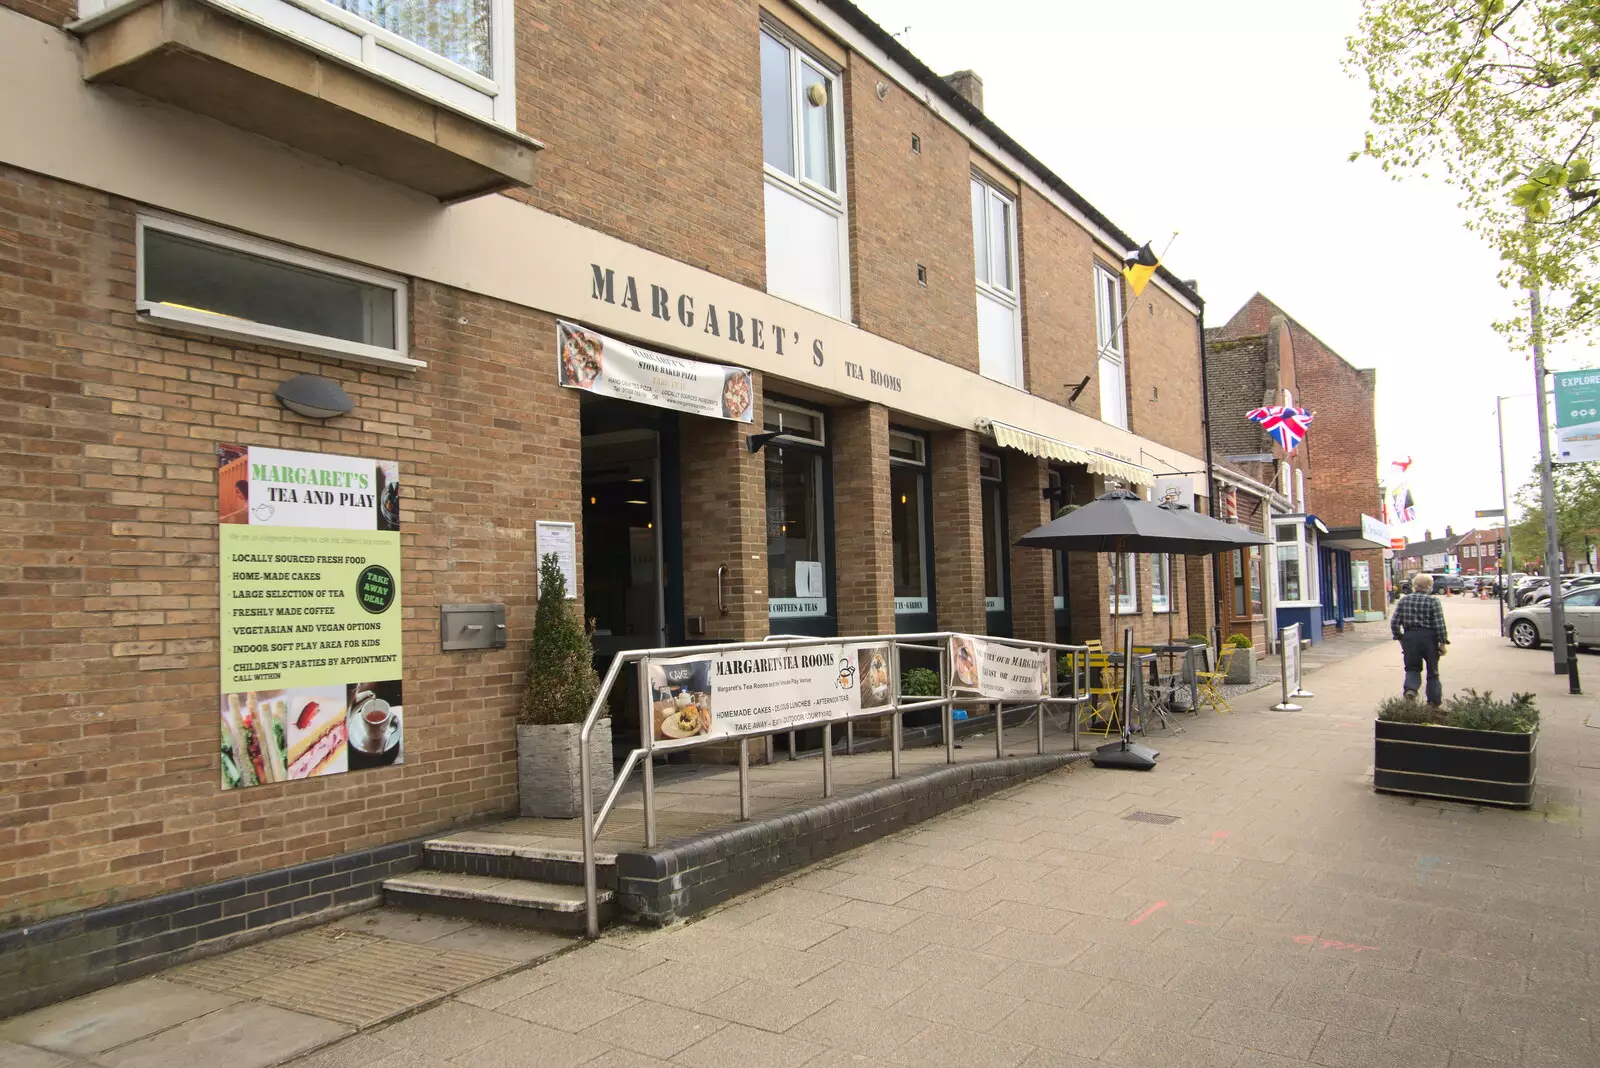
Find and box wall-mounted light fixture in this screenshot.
[275,374,354,420]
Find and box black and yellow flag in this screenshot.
[1121,242,1160,297]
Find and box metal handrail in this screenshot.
[577,631,1091,937]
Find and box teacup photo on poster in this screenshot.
[347,680,403,770]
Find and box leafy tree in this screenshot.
[1509,460,1600,566]
[519,553,599,726]
[1347,1,1600,344]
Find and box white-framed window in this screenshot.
[135,214,417,369]
[760,24,850,320]
[1114,553,1138,612]
[972,175,1022,388]
[1275,521,1319,604]
[77,0,518,127]
[1151,553,1170,613]
[1094,265,1127,428]
[1296,469,1305,511]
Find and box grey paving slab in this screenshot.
[334,911,473,946]
[992,1002,1125,1060]
[443,1021,611,1068]
[692,976,831,1033]
[892,1022,1036,1068]
[92,1003,350,1068]
[0,1040,81,1068]
[792,960,927,1010]
[0,979,239,1057]
[1100,1024,1244,1068]
[1306,1025,1450,1068]
[497,981,639,1033]
[370,1003,519,1058]
[1189,1002,1323,1060]
[785,1001,929,1060]
[672,1022,824,1068]
[415,925,571,964]
[576,1000,726,1060]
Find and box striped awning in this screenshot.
[986,420,1153,486]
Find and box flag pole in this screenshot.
[1096,233,1180,365]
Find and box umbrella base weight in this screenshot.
[1091,741,1159,770]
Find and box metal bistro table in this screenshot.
[1106,651,1166,734]
[1150,642,1203,716]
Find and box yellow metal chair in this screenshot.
[1083,650,1121,735]
[1196,646,1236,715]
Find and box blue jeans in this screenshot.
[1400,630,1442,706]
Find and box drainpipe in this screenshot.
[1197,305,1223,640]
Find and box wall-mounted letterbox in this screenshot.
[440,604,507,651]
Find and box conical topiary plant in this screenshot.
[519,553,599,726]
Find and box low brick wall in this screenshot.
[0,837,429,1021]
[614,752,1085,925]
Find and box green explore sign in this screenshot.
[1555,370,1600,463]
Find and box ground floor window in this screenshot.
[1275,521,1317,603]
[1232,546,1263,617]
[1151,553,1170,613]
[890,431,930,615]
[1114,553,1137,613]
[980,453,1006,613]
[764,401,829,620]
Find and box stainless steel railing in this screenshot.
[577,631,1092,937]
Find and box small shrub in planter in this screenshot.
[517,553,611,818]
[901,667,941,697]
[1373,689,1538,807]
[1223,633,1256,684]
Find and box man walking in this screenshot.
[1391,572,1449,706]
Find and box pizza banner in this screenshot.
[557,320,754,423]
[645,643,893,749]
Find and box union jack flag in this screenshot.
[1246,405,1314,452]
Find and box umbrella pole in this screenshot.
[1092,537,1159,770]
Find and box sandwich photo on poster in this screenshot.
[216,444,404,790]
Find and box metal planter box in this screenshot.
[1373,720,1536,808]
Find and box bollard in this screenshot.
[1565,623,1582,695]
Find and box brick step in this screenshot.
[383,871,611,935]
[421,833,614,889]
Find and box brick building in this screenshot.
[1454,526,1506,576]
[1206,295,1388,643]
[0,0,1222,1011]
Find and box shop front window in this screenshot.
[1276,522,1304,602]
[765,402,829,621]
[890,431,930,615]
[1151,553,1170,613]
[980,453,1006,612]
[1232,546,1263,617]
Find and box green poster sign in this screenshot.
[1554,370,1600,462]
[216,444,404,790]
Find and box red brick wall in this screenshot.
[1018,189,1099,413]
[512,0,767,291]
[1004,451,1052,643]
[930,429,984,633]
[846,57,978,369]
[0,165,583,926]
[679,380,768,643]
[830,402,893,634]
[1125,283,1205,457]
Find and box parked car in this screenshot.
[1505,587,1600,649]
[1430,573,1466,595]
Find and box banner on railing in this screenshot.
[949,634,1049,700]
[645,642,893,748]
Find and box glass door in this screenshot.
[764,400,835,638]
[980,452,1011,637]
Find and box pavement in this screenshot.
[4,598,1597,1068]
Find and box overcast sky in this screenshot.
[853,0,1583,540]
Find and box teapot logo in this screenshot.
[835,659,855,691]
[251,503,275,523]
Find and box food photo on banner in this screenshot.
[216,444,404,790]
[557,320,755,423]
[949,634,1048,700]
[647,643,892,748]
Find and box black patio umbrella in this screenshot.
[1016,490,1267,770]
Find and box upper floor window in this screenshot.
[75,0,520,127]
[972,175,1022,388]
[760,26,849,319]
[1094,265,1126,428]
